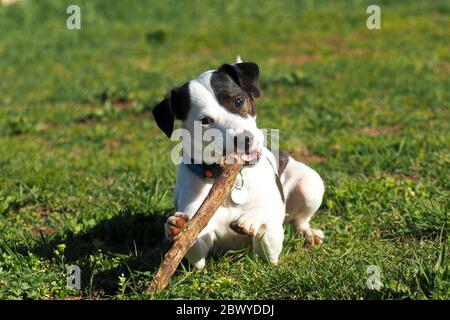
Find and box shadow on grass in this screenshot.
[24,211,175,296]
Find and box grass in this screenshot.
[0,0,448,299]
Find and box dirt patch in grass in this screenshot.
[36,206,50,220]
[105,139,122,150]
[288,148,326,164]
[434,61,450,75]
[334,48,371,58]
[358,125,401,137]
[33,226,57,236]
[111,100,136,109]
[322,35,371,58]
[373,171,420,181]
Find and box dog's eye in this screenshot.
[200,117,214,125]
[234,97,244,108]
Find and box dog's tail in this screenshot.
[236,55,243,63]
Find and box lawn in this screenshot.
[0,0,448,299]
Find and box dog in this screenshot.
[152,59,324,269]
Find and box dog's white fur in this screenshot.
[163,64,325,269]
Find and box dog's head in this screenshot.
[153,62,264,164]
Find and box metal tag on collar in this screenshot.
[231,170,248,205]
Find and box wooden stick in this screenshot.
[148,160,242,293]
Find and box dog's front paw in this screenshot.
[165,212,189,241]
[229,214,261,237]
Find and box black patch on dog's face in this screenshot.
[210,63,260,118]
[219,63,260,98]
[152,82,191,138]
[210,71,256,117]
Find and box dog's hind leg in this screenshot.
[279,153,325,247]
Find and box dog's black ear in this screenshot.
[170,83,191,120]
[152,98,174,138]
[219,62,260,98]
[153,83,191,138]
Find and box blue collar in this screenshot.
[184,162,222,179]
[184,156,285,202]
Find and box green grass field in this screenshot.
[0,0,448,299]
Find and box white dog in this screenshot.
[152,60,324,269]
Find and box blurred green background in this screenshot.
[0,0,448,299]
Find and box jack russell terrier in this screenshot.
[152,59,324,269]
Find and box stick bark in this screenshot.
[148,161,242,293]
